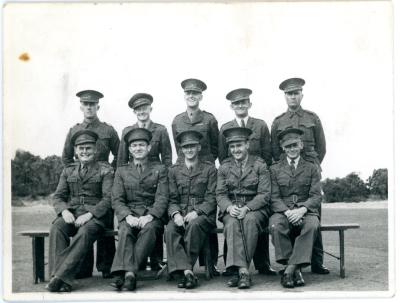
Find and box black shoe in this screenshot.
[121,275,136,291]
[102,270,113,279]
[151,263,163,271]
[222,268,236,276]
[58,282,72,292]
[211,265,220,276]
[237,273,251,289]
[280,273,295,288]
[258,265,278,276]
[227,275,239,287]
[177,276,186,288]
[293,270,305,287]
[110,276,125,290]
[184,272,198,289]
[311,264,330,274]
[45,277,64,292]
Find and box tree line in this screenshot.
[11,150,388,203]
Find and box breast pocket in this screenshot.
[88,177,102,195]
[142,174,159,194]
[242,177,259,191]
[67,176,79,195]
[96,137,111,160]
[299,121,316,143]
[248,132,261,155]
[193,177,208,195]
[124,184,136,201]
[276,175,291,196]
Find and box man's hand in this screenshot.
[286,207,307,225]
[227,205,240,218]
[173,213,185,226]
[61,209,75,224]
[184,211,198,223]
[75,212,93,227]
[126,214,139,228]
[237,206,250,220]
[138,214,154,228]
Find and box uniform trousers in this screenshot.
[165,216,213,273]
[222,211,267,269]
[269,213,319,266]
[111,219,164,274]
[48,217,105,285]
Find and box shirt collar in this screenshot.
[287,156,300,168]
[235,154,249,169]
[287,106,304,117]
[235,116,249,127]
[133,158,148,169]
[82,116,100,127]
[137,120,151,129]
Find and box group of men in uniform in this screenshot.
[45,76,327,292]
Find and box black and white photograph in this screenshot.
[2,0,395,301]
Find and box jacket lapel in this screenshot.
[294,157,306,177]
[190,110,204,125]
[240,155,255,180]
[280,160,293,177]
[81,162,98,184]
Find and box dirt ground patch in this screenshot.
[10,202,388,295]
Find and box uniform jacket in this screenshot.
[168,160,217,225]
[62,117,120,168]
[112,161,168,223]
[269,157,322,215]
[52,161,114,226]
[116,121,172,167]
[218,117,272,166]
[271,107,326,164]
[216,155,271,218]
[172,110,219,163]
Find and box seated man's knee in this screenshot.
[223,216,239,230]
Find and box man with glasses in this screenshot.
[269,128,322,288]
[218,88,276,276]
[61,90,119,279]
[271,78,328,275]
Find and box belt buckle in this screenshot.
[292,194,298,203]
[80,197,85,205]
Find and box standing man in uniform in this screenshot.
[217,127,271,289]
[171,78,220,274]
[270,78,328,274]
[166,130,217,289]
[110,128,168,291]
[218,88,276,276]
[46,130,114,292]
[269,128,322,288]
[117,92,172,270]
[62,90,120,278]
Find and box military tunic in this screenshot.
[62,116,119,274]
[216,155,271,269]
[117,121,172,167]
[48,161,114,285]
[172,110,219,163]
[269,157,322,266]
[110,161,168,273]
[165,161,217,273]
[62,117,120,168]
[218,117,273,166]
[271,107,326,165]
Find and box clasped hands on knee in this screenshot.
[284,207,307,226]
[125,214,154,228]
[226,205,250,219]
[61,209,93,227]
[173,211,198,226]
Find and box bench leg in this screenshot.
[339,230,345,278]
[32,237,45,284]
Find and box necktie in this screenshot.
[240,119,246,128]
[80,165,88,178]
[290,159,296,174]
[136,163,142,174]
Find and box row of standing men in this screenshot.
[45,77,327,292]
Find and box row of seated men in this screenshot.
[46,124,322,292]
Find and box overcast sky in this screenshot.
[4,1,393,180]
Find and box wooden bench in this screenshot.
[18,223,359,284]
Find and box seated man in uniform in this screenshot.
[110,128,168,291]
[269,128,322,288]
[46,130,114,292]
[166,130,217,289]
[216,127,271,289]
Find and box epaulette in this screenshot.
[203,110,216,118]
[273,112,286,120]
[221,158,232,165]
[253,155,266,164]
[302,109,318,117]
[66,162,79,168]
[98,161,113,168]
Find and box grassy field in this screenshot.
[10,202,388,294]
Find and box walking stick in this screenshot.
[235,193,250,264]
